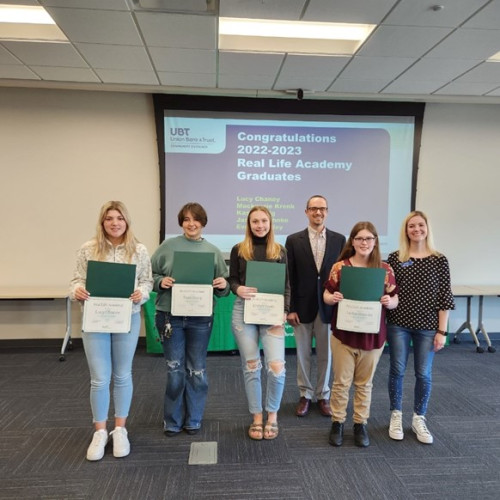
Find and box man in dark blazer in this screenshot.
[286,195,346,417]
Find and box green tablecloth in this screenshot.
[143,291,162,353]
[144,293,448,353]
[143,291,297,353]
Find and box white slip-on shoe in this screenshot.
[412,413,434,444]
[86,429,108,461]
[110,426,130,458]
[389,410,404,440]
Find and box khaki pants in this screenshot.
[329,335,384,424]
[294,312,331,400]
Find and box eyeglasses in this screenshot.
[353,237,376,243]
[307,207,328,213]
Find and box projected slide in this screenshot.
[162,111,417,257]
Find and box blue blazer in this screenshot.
[285,228,346,324]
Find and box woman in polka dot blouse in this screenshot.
[386,211,455,445]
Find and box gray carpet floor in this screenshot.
[0,334,499,500]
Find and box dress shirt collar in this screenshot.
[307,225,326,239]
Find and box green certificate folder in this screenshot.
[172,251,214,285]
[246,261,286,295]
[86,261,136,298]
[339,266,385,301]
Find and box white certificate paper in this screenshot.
[244,293,284,325]
[336,299,382,334]
[171,284,213,317]
[83,297,132,333]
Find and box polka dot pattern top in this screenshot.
[386,251,455,330]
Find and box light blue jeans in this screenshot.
[387,324,436,416]
[82,312,140,423]
[231,297,286,415]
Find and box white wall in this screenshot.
[417,103,500,333]
[0,89,498,341]
[0,88,159,339]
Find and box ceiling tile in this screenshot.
[94,68,159,85]
[158,71,216,87]
[396,58,481,81]
[426,28,500,59]
[30,66,100,82]
[453,61,500,83]
[381,79,446,95]
[463,1,500,29]
[0,45,22,65]
[4,0,40,7]
[40,0,130,9]
[219,0,305,21]
[329,78,388,93]
[45,8,142,45]
[75,43,153,71]
[135,12,216,49]
[302,0,397,24]
[433,81,498,95]
[0,64,40,79]
[218,74,277,90]
[149,47,215,73]
[275,55,349,91]
[2,41,87,68]
[4,0,39,5]
[279,54,349,79]
[340,56,415,80]
[219,52,284,75]
[484,85,500,96]
[382,0,490,28]
[1,0,500,101]
[359,25,453,57]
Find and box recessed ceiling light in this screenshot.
[0,5,55,24]
[219,18,375,55]
[488,51,500,62]
[0,5,67,41]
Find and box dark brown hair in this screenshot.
[177,202,208,227]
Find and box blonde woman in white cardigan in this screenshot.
[70,201,152,461]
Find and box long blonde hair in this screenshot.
[93,201,138,263]
[338,221,382,268]
[397,210,440,262]
[238,206,282,260]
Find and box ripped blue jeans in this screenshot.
[231,297,286,415]
[155,311,213,432]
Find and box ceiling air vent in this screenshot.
[132,0,217,14]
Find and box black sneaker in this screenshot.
[353,423,370,447]
[329,421,344,447]
[164,429,181,437]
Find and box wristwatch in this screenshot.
[436,329,448,337]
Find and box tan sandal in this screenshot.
[263,421,279,440]
[248,423,264,440]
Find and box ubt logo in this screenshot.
[170,128,190,136]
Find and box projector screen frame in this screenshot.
[152,94,424,253]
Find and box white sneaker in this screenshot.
[412,413,434,444]
[110,426,130,458]
[86,429,108,461]
[389,410,404,440]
